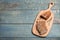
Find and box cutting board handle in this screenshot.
[48,2,54,10]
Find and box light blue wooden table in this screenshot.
[0,0,60,40]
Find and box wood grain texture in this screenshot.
[0,10,60,23]
[0,0,60,39]
[0,24,60,37]
[0,0,60,10]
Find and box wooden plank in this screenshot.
[0,0,60,4]
[0,10,60,23]
[0,4,60,10]
[0,24,34,37]
[0,10,38,23]
[0,0,60,10]
[0,37,59,40]
[0,24,60,37]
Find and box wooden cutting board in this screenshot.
[32,2,54,37]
